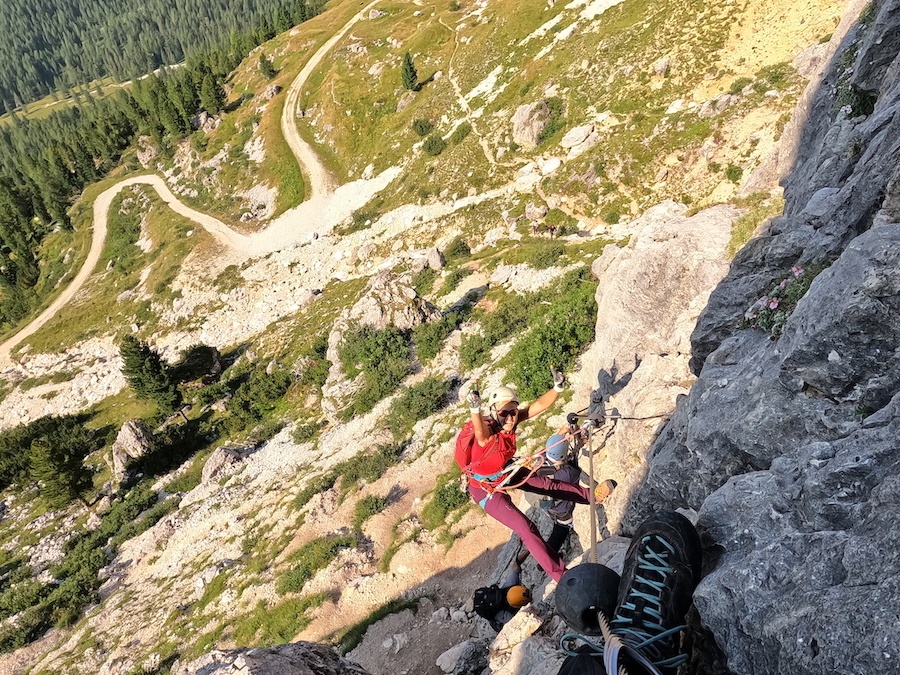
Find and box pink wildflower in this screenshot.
[768,298,780,310]
[791,266,804,277]
[779,279,788,289]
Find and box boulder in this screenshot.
[426,248,446,270]
[171,642,371,675]
[436,639,489,675]
[201,444,258,485]
[136,136,158,168]
[396,90,415,113]
[511,101,551,149]
[263,84,283,100]
[110,420,155,487]
[559,124,594,149]
[525,202,548,221]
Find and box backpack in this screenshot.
[473,584,506,621]
[454,419,500,473]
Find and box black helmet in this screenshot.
[555,563,621,635]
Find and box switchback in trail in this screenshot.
[0,0,390,366]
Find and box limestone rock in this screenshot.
[426,247,446,270]
[136,136,158,168]
[698,94,737,118]
[525,202,548,221]
[436,639,489,675]
[263,84,283,100]
[851,0,900,93]
[559,124,594,149]
[171,641,371,675]
[396,90,415,112]
[511,101,551,149]
[201,444,258,485]
[110,420,155,486]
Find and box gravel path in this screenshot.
[0,1,385,367]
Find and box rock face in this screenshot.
[110,420,155,486]
[621,3,900,672]
[574,201,737,535]
[511,101,551,149]
[171,642,371,675]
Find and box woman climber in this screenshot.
[454,374,615,582]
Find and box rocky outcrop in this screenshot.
[574,201,738,534]
[321,271,439,418]
[172,642,371,674]
[201,443,258,484]
[621,2,900,672]
[511,101,551,149]
[110,420,155,487]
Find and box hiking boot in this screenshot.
[594,479,617,504]
[610,511,702,674]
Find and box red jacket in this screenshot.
[455,418,517,483]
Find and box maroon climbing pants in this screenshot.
[469,468,590,582]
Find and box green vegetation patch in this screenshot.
[352,495,390,531]
[421,468,469,531]
[385,376,455,439]
[232,593,330,646]
[338,325,411,420]
[276,535,358,594]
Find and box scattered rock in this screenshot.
[698,94,738,118]
[171,641,371,675]
[525,203,548,221]
[368,8,385,19]
[201,444,258,484]
[136,136,159,168]
[436,639,489,675]
[263,84,283,100]
[652,56,672,76]
[426,248,446,270]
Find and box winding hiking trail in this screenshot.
[0,0,386,367]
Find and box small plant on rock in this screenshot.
[744,264,827,336]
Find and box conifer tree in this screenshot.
[30,437,92,508]
[199,74,224,115]
[401,52,418,91]
[119,335,182,412]
[258,53,276,79]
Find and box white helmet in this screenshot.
[488,385,519,408]
[545,434,568,463]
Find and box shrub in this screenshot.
[292,421,323,444]
[385,377,454,438]
[225,367,293,433]
[525,241,565,270]
[728,77,753,95]
[459,334,490,369]
[537,97,565,145]
[443,237,471,261]
[338,326,411,419]
[442,268,471,294]
[411,267,438,297]
[421,470,468,530]
[411,119,433,137]
[194,381,229,407]
[339,443,405,493]
[276,535,358,594]
[450,122,471,145]
[414,308,469,362]
[233,594,329,646]
[422,135,447,156]
[505,270,598,399]
[725,164,743,183]
[448,0,461,10]
[601,208,621,224]
[296,335,331,391]
[352,495,389,531]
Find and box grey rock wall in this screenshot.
[620,1,900,673]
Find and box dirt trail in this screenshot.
[0,1,384,367]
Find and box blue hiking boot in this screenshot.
[609,510,702,674]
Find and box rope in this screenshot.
[570,407,671,423]
[587,425,598,564]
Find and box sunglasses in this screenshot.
[496,408,517,420]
